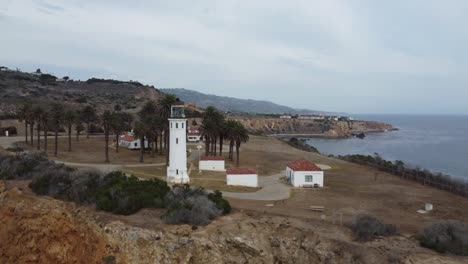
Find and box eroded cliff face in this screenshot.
[0,181,120,264]
[0,181,462,264]
[233,117,394,137]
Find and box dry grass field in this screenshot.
[227,135,468,234]
[19,137,167,165]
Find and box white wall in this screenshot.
[200,160,225,171]
[286,167,323,187]
[226,174,258,187]
[167,118,189,183]
[119,139,149,150]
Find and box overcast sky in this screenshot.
[1,0,467,114]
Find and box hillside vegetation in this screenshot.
[161,88,332,115]
[0,69,163,117]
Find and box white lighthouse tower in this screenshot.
[166,101,190,183]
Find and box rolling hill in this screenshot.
[160,88,334,115]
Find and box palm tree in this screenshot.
[158,94,177,165]
[40,109,51,151]
[224,120,238,161]
[64,109,76,152]
[32,106,45,150]
[50,103,64,157]
[17,102,32,144]
[101,111,113,163]
[74,111,84,141]
[133,121,148,163]
[231,121,249,167]
[81,105,97,139]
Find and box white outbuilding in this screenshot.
[286,159,324,188]
[226,168,258,187]
[199,156,225,171]
[119,134,149,150]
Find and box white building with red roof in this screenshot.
[286,159,324,188]
[187,126,201,142]
[199,156,225,171]
[226,168,258,187]
[118,133,149,150]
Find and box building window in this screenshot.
[176,138,178,144]
[182,123,184,129]
[305,175,313,182]
[134,142,137,147]
[176,123,179,129]
[176,169,179,175]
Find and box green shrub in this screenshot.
[351,214,398,241]
[208,190,231,215]
[94,171,169,215]
[418,220,468,255]
[163,185,224,226]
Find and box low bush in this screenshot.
[351,214,398,241]
[418,220,468,255]
[94,171,169,215]
[1,153,229,224]
[0,152,58,180]
[163,185,224,226]
[208,190,231,215]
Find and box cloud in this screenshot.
[0,0,467,114]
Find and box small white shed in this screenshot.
[226,168,258,187]
[286,160,324,188]
[119,134,149,150]
[199,156,225,171]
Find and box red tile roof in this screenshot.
[200,156,224,161]
[226,168,257,175]
[287,160,322,171]
[120,134,135,142]
[188,132,200,136]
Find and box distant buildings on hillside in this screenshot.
[279,114,353,121]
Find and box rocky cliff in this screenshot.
[234,117,394,138]
[0,181,461,264]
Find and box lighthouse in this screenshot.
[166,101,190,183]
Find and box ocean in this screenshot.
[305,115,468,181]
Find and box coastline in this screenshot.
[269,128,398,139]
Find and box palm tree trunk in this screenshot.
[44,128,48,151]
[159,133,163,154]
[54,128,58,157]
[213,137,217,156]
[205,136,210,156]
[37,124,41,150]
[151,141,155,158]
[229,140,234,160]
[115,134,119,153]
[30,122,34,146]
[68,124,72,152]
[104,130,109,163]
[24,122,28,144]
[236,142,240,167]
[86,122,90,139]
[219,135,223,155]
[140,138,144,163]
[76,130,80,141]
[154,134,158,153]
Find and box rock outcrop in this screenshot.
[233,117,394,137]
